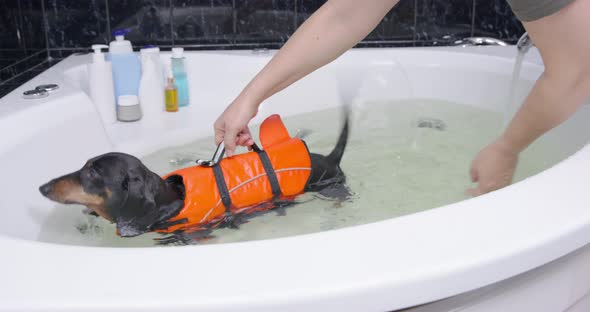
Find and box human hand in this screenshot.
[213,97,258,157]
[467,139,519,196]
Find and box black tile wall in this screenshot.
[295,0,322,25]
[366,0,415,43]
[0,0,46,88]
[172,0,233,45]
[0,0,45,68]
[21,0,47,51]
[297,0,416,47]
[0,0,526,96]
[44,0,109,49]
[416,0,474,44]
[473,0,524,42]
[235,0,295,45]
[108,0,173,47]
[0,1,22,52]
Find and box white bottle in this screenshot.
[140,45,165,87]
[138,47,166,122]
[88,44,117,125]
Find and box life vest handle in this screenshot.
[196,142,265,167]
[196,142,226,167]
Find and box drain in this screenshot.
[415,118,446,131]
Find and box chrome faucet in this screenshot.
[453,37,508,47]
[517,32,534,54]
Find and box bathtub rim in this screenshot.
[1,46,590,311]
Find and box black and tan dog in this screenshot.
[39,113,350,239]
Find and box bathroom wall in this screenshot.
[0,0,524,97]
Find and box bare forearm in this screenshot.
[238,0,398,106]
[500,1,590,153]
[500,70,590,153]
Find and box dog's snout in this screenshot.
[39,182,53,197]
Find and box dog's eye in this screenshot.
[88,167,100,178]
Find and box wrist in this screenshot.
[495,135,522,156]
[235,88,262,111]
[239,79,271,109]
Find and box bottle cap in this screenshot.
[172,47,184,58]
[91,44,109,63]
[91,44,108,54]
[140,46,160,56]
[112,29,129,37]
[118,95,139,107]
[112,29,129,41]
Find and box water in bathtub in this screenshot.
[37,99,565,247]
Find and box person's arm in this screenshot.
[468,0,590,196]
[215,0,399,156]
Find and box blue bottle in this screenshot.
[171,47,189,107]
[108,29,141,99]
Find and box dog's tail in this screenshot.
[327,107,350,165]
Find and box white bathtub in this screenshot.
[1,46,590,312]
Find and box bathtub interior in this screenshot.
[1,47,589,245]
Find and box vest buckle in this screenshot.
[196,142,225,167]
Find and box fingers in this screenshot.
[470,166,479,182]
[241,127,252,141]
[236,133,251,147]
[223,127,240,157]
[466,187,483,197]
[466,180,504,197]
[214,119,225,145]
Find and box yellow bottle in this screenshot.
[165,75,178,112]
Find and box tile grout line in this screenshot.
[471,0,476,37]
[16,0,27,55]
[0,59,50,86]
[169,0,174,46]
[0,50,47,73]
[293,0,298,33]
[413,0,418,45]
[232,0,237,45]
[40,0,51,61]
[105,0,111,43]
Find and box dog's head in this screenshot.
[39,152,164,237]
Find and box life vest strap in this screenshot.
[212,143,284,217]
[252,143,282,199]
[212,164,232,215]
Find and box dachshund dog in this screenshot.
[39,113,350,239]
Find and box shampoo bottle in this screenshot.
[87,44,117,124]
[171,47,189,107]
[139,46,165,121]
[140,45,165,87]
[108,29,141,98]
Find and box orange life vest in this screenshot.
[158,114,312,233]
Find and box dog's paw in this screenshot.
[272,200,296,216]
[221,215,241,229]
[317,183,353,202]
[154,229,216,246]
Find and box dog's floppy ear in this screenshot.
[115,167,160,237]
